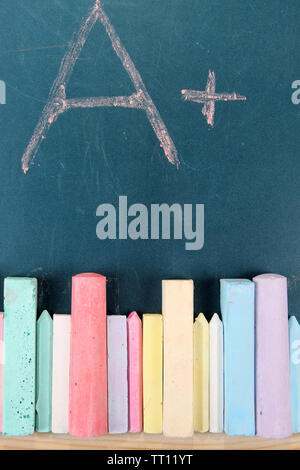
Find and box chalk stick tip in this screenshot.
[252,273,286,282]
[53,312,70,318]
[289,315,300,328]
[143,313,161,319]
[128,311,141,323]
[5,276,37,285]
[72,272,106,280]
[107,314,127,325]
[195,312,208,324]
[220,278,253,286]
[162,278,193,286]
[210,312,221,324]
[38,309,52,323]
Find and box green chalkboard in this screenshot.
[0,0,299,317]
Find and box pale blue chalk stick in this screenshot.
[289,316,300,434]
[3,277,37,436]
[107,315,128,434]
[36,310,53,432]
[220,279,255,436]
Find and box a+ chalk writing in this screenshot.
[181,70,246,127]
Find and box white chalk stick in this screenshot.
[209,313,223,433]
[52,314,70,434]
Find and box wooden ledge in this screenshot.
[0,432,298,450]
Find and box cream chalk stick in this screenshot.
[162,280,194,437]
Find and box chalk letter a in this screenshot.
[22,0,179,173]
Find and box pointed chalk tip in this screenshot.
[195,312,208,324]
[128,311,141,322]
[210,312,221,323]
[289,315,300,327]
[38,310,52,323]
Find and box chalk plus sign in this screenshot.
[181,70,246,127]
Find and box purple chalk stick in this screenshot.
[107,316,128,434]
[253,273,292,438]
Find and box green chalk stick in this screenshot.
[3,277,37,436]
[36,310,53,432]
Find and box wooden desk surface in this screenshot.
[0,432,298,450]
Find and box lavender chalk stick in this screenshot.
[107,316,128,433]
[253,274,292,438]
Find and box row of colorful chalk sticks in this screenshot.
[0,273,298,438]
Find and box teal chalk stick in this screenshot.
[36,310,53,432]
[289,316,300,434]
[220,279,255,436]
[3,277,37,436]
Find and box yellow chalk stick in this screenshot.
[143,314,163,433]
[194,313,209,432]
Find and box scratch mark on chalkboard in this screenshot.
[153,42,162,82]
[181,70,246,127]
[22,0,179,174]
[100,144,120,197]
[180,156,219,173]
[20,3,66,42]
[0,45,68,56]
[131,268,142,290]
[48,219,58,267]
[288,275,300,291]
[5,83,47,104]
[102,1,138,6]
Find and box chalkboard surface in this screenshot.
[0,0,299,317]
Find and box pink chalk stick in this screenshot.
[69,273,107,437]
[253,273,292,438]
[127,312,143,433]
[0,313,3,433]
